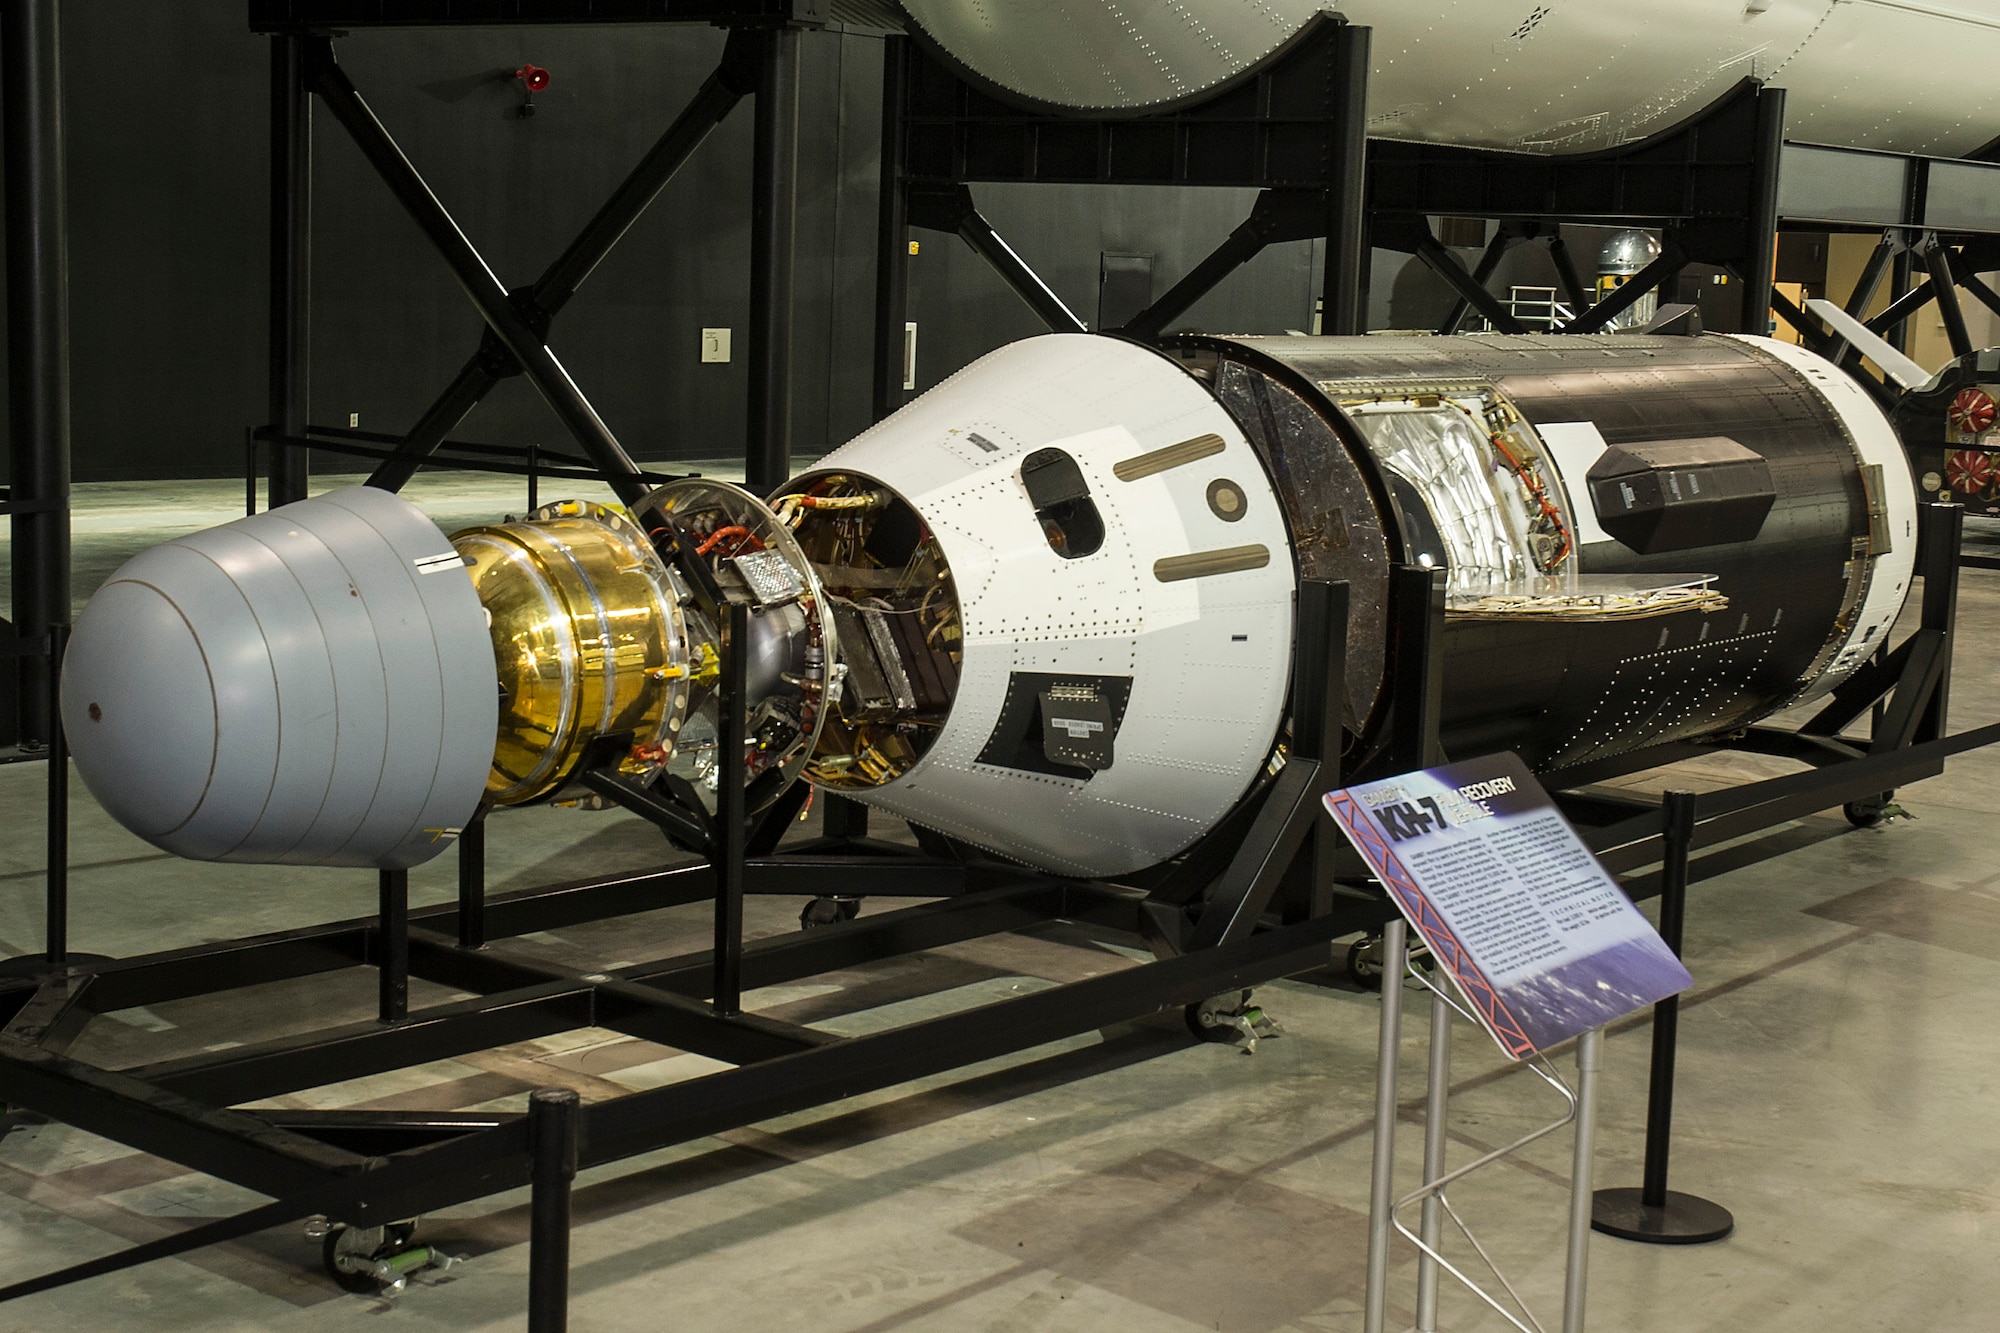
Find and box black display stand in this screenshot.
[1590,790,1734,1245]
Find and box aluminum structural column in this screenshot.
[4,0,71,752]
[268,34,312,509]
[747,26,801,494]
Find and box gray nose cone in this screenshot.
[61,486,498,868]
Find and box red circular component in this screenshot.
[515,64,551,94]
[1949,387,1996,436]
[1946,448,1996,494]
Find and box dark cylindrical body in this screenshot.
[1176,333,1912,775]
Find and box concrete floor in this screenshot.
[0,478,1995,1331]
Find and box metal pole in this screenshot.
[1414,975,1452,1331]
[1640,792,1693,1208]
[44,623,68,966]
[4,0,71,753]
[714,602,749,1015]
[378,868,408,1023]
[1362,916,1408,1333]
[244,430,259,517]
[1736,87,1786,337]
[527,1087,580,1333]
[1592,790,1732,1243]
[1562,1026,1604,1333]
[268,34,312,508]
[457,813,486,950]
[1322,22,1370,336]
[746,26,800,494]
[871,35,911,423]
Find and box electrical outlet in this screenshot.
[349,412,360,428]
[701,327,731,363]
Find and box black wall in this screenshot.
[17,8,1336,485]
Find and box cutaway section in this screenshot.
[451,501,691,806]
[770,471,963,790]
[630,480,836,811]
[1447,573,1729,621]
[1339,386,1577,586]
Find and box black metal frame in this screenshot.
[872,15,1374,420]
[0,576,1395,1319]
[245,3,822,513]
[1,500,1992,1318]
[873,32,1790,385]
[1371,78,1788,338]
[8,6,1998,1321]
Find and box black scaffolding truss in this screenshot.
[8,8,2000,1326]
[246,0,829,510]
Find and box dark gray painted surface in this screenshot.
[10,8,1506,485]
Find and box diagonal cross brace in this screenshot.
[308,34,760,500]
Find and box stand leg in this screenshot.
[1592,790,1733,1244]
[4,0,70,754]
[870,36,910,423]
[378,868,408,1024]
[1414,974,1451,1331]
[714,603,749,1015]
[1562,1027,1604,1333]
[1362,917,1408,1333]
[527,1087,579,1333]
[746,26,799,494]
[45,625,67,966]
[268,33,311,509]
[457,813,486,950]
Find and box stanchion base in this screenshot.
[1591,1187,1734,1244]
[0,953,113,979]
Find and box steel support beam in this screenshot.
[747,26,800,493]
[1737,87,1785,336]
[1321,21,1370,336]
[871,35,912,420]
[1923,238,1974,360]
[302,39,649,503]
[1413,229,1527,334]
[267,34,312,507]
[365,34,755,493]
[4,0,70,751]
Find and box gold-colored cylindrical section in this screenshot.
[452,504,689,805]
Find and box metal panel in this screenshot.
[905,0,2000,159]
[1927,160,2000,235]
[1777,145,1907,227]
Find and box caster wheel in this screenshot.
[800,897,862,929]
[1345,936,1433,990]
[1844,796,1890,828]
[1185,989,1254,1042]
[1345,939,1382,990]
[322,1221,417,1294]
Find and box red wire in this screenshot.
[697,525,751,555]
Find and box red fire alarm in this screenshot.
[513,64,550,117]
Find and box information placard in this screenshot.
[1325,752,1691,1060]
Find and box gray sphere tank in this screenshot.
[60,486,497,868]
